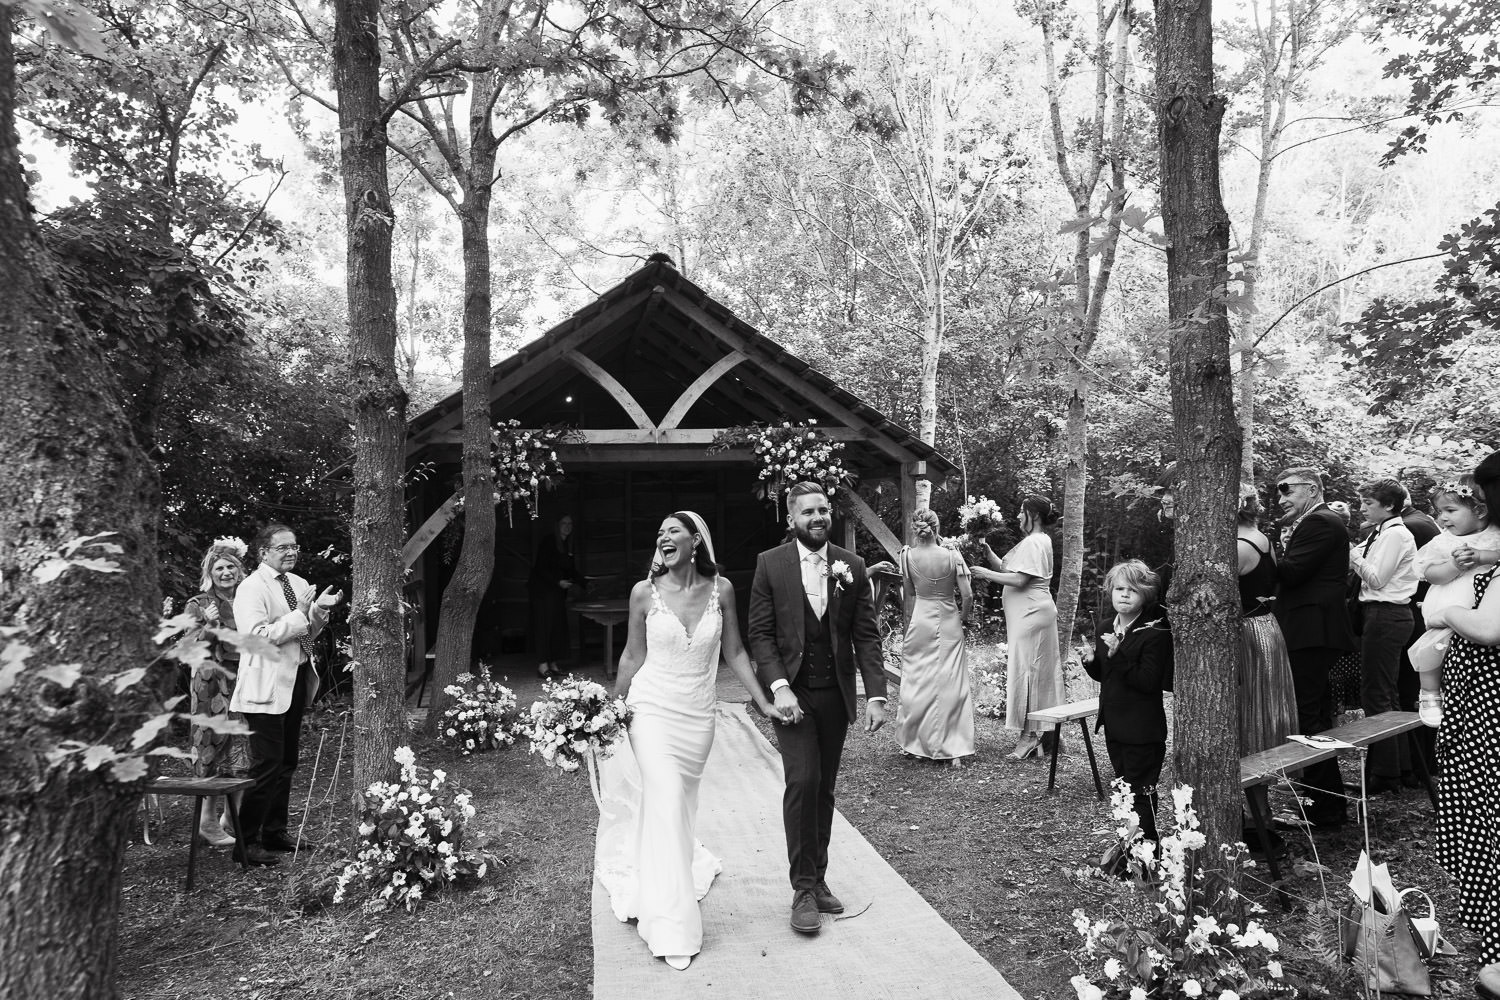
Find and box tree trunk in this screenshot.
[1055,382,1089,651]
[914,264,941,511]
[332,0,409,791]
[1153,0,1243,851]
[0,16,160,997]
[426,58,502,733]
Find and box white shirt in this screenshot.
[1351,518,1418,603]
[796,539,828,618]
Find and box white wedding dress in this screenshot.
[596,578,724,959]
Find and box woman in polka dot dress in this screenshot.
[1425,449,1500,1000]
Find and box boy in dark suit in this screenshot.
[1083,560,1173,843]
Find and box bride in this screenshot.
[597,511,784,971]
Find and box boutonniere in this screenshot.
[824,559,854,592]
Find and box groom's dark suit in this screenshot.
[748,541,887,891]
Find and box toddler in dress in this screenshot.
[1411,474,1500,727]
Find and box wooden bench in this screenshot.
[1239,710,1436,887]
[146,775,256,891]
[1026,698,1105,800]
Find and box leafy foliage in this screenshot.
[1378,0,1500,164]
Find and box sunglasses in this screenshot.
[1275,482,1316,495]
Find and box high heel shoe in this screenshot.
[1008,733,1041,761]
[197,823,236,848]
[664,955,692,971]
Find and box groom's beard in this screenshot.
[792,522,828,549]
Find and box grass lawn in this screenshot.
[118,654,1482,1000]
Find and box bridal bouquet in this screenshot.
[439,665,518,756]
[520,675,632,773]
[1070,782,1292,1000]
[334,747,488,912]
[958,495,1002,536]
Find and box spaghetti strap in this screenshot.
[1238,537,1268,556]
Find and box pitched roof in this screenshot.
[406,253,954,476]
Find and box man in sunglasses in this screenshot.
[1271,468,1358,829]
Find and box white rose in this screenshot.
[1182,980,1202,998]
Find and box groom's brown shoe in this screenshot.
[812,881,844,914]
[790,889,821,934]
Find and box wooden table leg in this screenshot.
[1243,784,1289,906]
[1079,719,1105,801]
[1045,723,1063,792]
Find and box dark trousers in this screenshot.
[239,663,310,844]
[773,684,848,891]
[1398,603,1436,774]
[1361,602,1414,779]
[1288,646,1347,824]
[1105,739,1166,843]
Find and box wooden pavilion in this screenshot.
[402,253,956,664]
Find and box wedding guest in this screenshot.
[1348,478,1419,793]
[530,514,583,678]
[1082,560,1172,843]
[1236,493,1296,855]
[231,523,343,866]
[973,496,1064,761]
[1426,449,1500,1000]
[1397,478,1442,775]
[1272,468,1355,829]
[184,538,250,848]
[894,509,975,763]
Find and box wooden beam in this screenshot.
[663,295,920,465]
[417,427,869,447]
[844,489,903,559]
[559,446,751,465]
[402,493,459,569]
[564,350,655,431]
[658,350,747,431]
[409,286,655,445]
[899,463,918,549]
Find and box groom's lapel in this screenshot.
[775,544,805,644]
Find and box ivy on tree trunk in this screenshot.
[1153,0,1244,851]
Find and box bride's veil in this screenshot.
[648,510,717,574]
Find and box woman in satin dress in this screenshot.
[895,509,976,761]
[597,512,781,972]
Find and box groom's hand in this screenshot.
[772,687,803,725]
[863,699,886,732]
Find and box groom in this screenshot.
[748,481,887,935]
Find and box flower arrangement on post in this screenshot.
[1069,781,1293,1000]
[519,675,632,773]
[488,420,576,526]
[710,420,853,504]
[334,747,489,912]
[438,664,518,756]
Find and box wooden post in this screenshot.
[900,462,919,547]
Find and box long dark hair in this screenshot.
[1020,495,1058,529]
[649,512,720,578]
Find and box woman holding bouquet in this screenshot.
[972,496,1066,760]
[598,512,781,971]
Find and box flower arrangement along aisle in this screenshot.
[438,664,518,756]
[520,674,632,774]
[1069,780,1294,1000]
[710,420,853,504]
[334,747,489,912]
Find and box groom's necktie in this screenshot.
[803,550,826,619]
[277,573,315,662]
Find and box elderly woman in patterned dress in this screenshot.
[184,538,251,847]
[1424,450,1500,1000]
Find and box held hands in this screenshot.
[771,686,802,725]
[864,699,886,733]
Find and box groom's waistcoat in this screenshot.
[797,594,838,689]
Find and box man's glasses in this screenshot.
[1275,482,1316,495]
[269,544,301,553]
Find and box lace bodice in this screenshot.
[628,577,723,715]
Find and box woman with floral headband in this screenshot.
[184,537,251,847]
